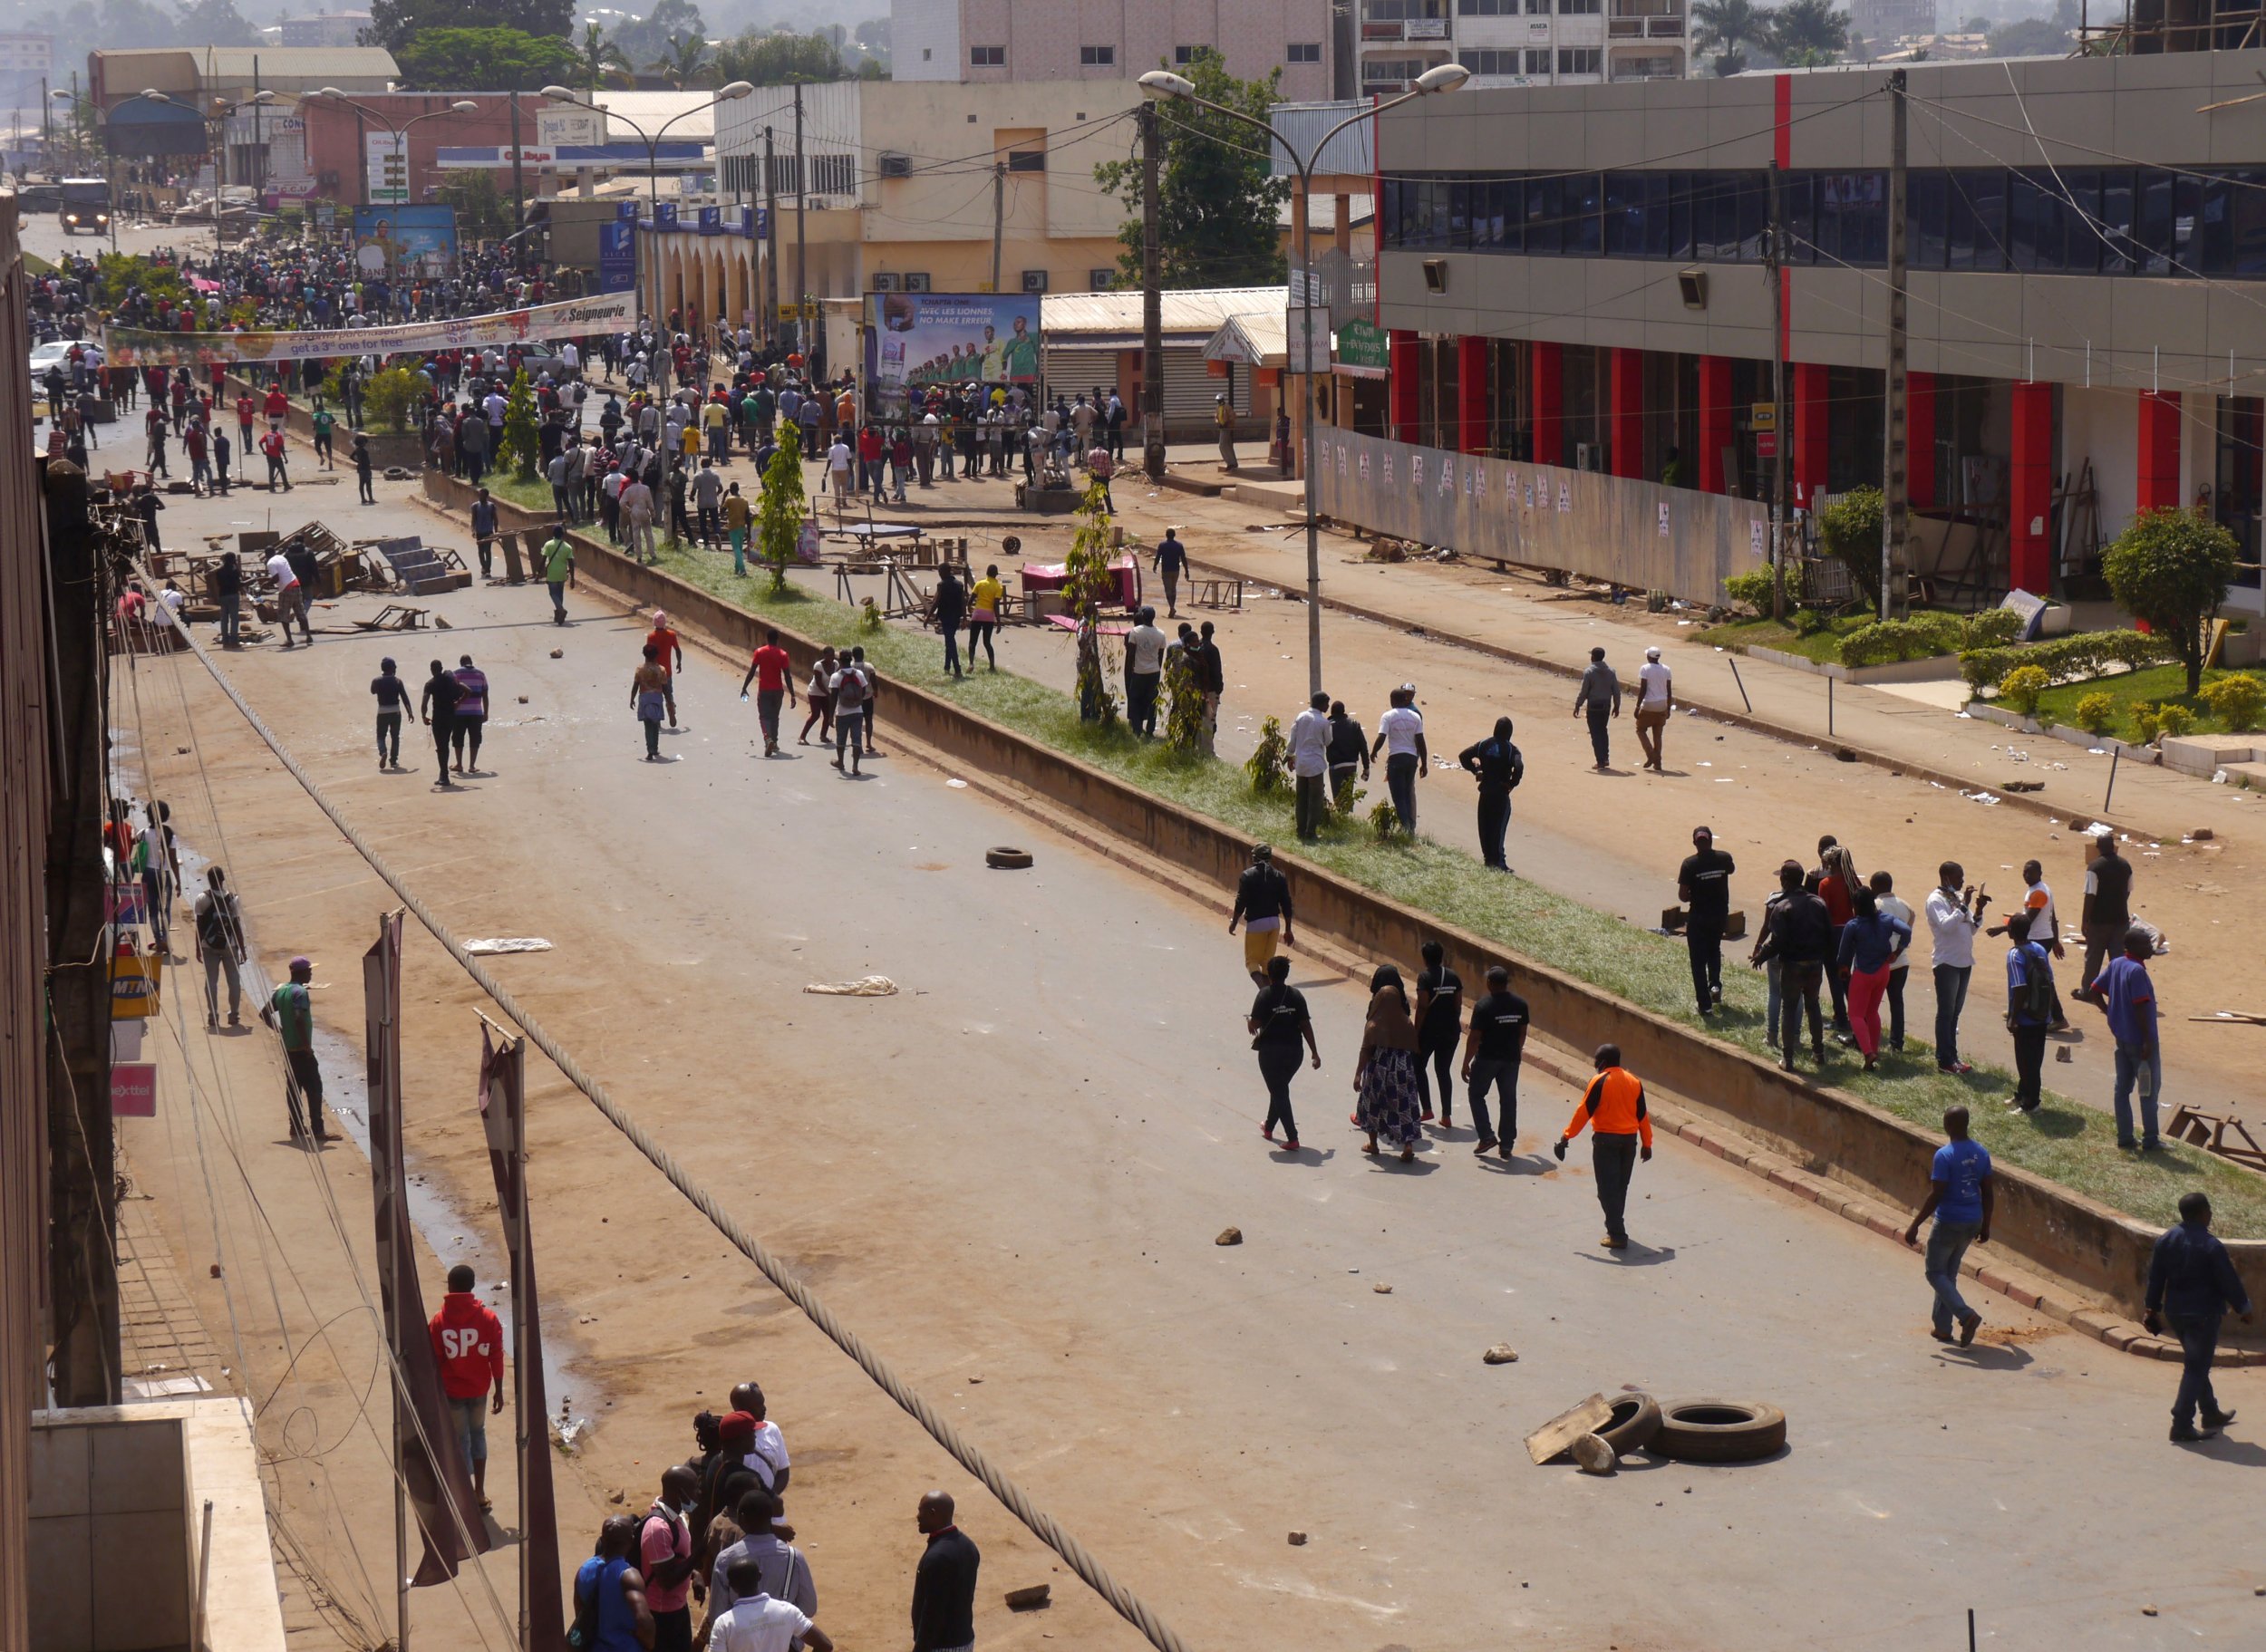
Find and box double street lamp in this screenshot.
[313,89,480,217]
[136,88,268,251]
[1138,63,1469,697]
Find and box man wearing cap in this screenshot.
[1229,843,1296,987]
[1634,645,1673,772]
[258,955,330,1143]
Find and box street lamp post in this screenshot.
[1138,65,1468,698]
[135,89,236,253]
[314,91,480,240]
[50,88,114,252]
[540,82,753,336]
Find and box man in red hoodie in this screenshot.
[429,1264,506,1507]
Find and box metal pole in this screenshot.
[252,58,262,199]
[194,1499,215,1650]
[764,124,779,346]
[509,91,526,254]
[1729,658,1752,713]
[1881,67,1910,621]
[1767,159,1788,623]
[1828,672,1835,737]
[989,159,1003,293]
[509,1038,530,1651]
[2103,746,2121,813]
[1140,101,1164,482]
[791,82,806,356]
[354,106,367,207]
[1297,150,1322,698]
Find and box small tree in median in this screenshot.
[757,424,806,593]
[496,369,541,483]
[1062,479,1121,725]
[2104,507,2239,696]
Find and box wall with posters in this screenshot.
[352,205,459,278]
[865,292,1043,419]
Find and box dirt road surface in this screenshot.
[112,471,2263,1650]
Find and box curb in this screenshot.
[448,485,2261,1370]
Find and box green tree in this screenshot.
[363,366,427,432]
[1769,0,1849,61]
[1693,0,1772,63]
[710,26,847,85]
[574,21,634,90]
[1063,480,1121,724]
[605,0,704,69]
[92,252,187,312]
[1818,486,1883,610]
[2104,507,2240,695]
[394,26,582,91]
[756,425,807,593]
[1985,16,2072,54]
[434,169,511,238]
[1095,49,1291,290]
[496,369,541,483]
[176,0,258,43]
[365,0,573,51]
[647,30,713,89]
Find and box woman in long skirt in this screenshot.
[1355,964,1425,1163]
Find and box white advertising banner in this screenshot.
[366,130,409,205]
[101,292,638,368]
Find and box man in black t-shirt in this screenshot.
[1413,939,1463,1125]
[370,657,414,770]
[420,659,465,789]
[1678,826,1737,1017]
[1460,964,1530,1157]
[1247,953,1319,1149]
[2077,832,2134,1000]
[1229,843,1294,986]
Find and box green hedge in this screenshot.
[1838,607,2026,667]
[1959,627,2177,691]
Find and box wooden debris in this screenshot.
[1525,1394,1613,1465]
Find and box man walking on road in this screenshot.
[1289,691,1332,842]
[1573,646,1621,770]
[1229,843,1295,986]
[646,610,683,729]
[428,1263,506,1509]
[739,630,797,757]
[421,660,464,788]
[1457,717,1524,873]
[1460,964,1527,1157]
[1371,686,1427,836]
[1154,527,1187,617]
[1555,1043,1652,1250]
[259,956,329,1144]
[1902,1105,1992,1348]
[192,866,247,1029]
[911,1492,979,1652]
[2077,831,2135,1001]
[2091,926,2164,1151]
[542,527,576,625]
[1924,862,1989,1075]
[2146,1193,2252,1442]
[266,547,314,648]
[1413,940,1463,1125]
[259,425,291,491]
[1678,826,1736,1016]
[1634,645,1673,771]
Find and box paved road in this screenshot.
[114,472,2264,1651]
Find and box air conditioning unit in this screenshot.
[904,272,932,293]
[1088,268,1116,289]
[878,152,912,179]
[1021,269,1049,293]
[872,272,901,292]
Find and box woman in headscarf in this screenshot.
[1354,964,1425,1163]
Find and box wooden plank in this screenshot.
[1525,1393,1613,1465]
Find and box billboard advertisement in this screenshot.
[353,205,460,278]
[864,292,1041,420]
[598,222,637,294]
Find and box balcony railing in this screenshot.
[1609,0,1682,14]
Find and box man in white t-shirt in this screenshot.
[710,1556,835,1652]
[266,550,312,649]
[1289,690,1332,842]
[1634,645,1674,772]
[1122,606,1167,739]
[826,437,853,495]
[1923,860,1990,1076]
[1370,684,1428,836]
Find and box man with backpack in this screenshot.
[2005,909,2056,1113]
[192,866,247,1029]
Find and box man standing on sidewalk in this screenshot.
[1457,717,1524,873]
[470,488,499,580]
[2077,831,2135,1001]
[1924,862,1989,1075]
[1370,685,1427,836]
[2145,1193,2251,1443]
[258,956,330,1144]
[1902,1106,1992,1347]
[1123,607,1167,739]
[2090,927,2164,1151]
[2004,910,2055,1113]
[1213,392,1238,472]
[1554,1044,1652,1251]
[1572,646,1621,771]
[428,1263,506,1509]
[1289,691,1332,842]
[1633,645,1673,772]
[1677,826,1735,1016]
[1751,859,1831,1073]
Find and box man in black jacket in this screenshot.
[1228,843,1295,988]
[211,552,243,648]
[1457,717,1524,873]
[912,1491,979,1652]
[1751,859,1832,1072]
[2145,1193,2254,1443]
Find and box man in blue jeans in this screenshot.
[1903,1105,1992,1347]
[2089,925,2164,1151]
[2145,1192,2252,1443]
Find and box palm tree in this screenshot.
[576,23,634,92]
[1692,0,1771,64]
[1769,0,1851,62]
[648,31,714,91]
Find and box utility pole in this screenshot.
[1140,101,1164,482]
[988,159,1004,293]
[43,459,120,1410]
[1767,159,1788,623]
[252,57,262,198]
[509,91,527,256]
[763,123,780,347]
[791,81,806,357]
[1881,67,1911,621]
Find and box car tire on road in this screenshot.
[1652,1399,1786,1464]
[1597,1393,1663,1456]
[985,846,1033,870]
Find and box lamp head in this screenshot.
[249,90,276,104]
[316,85,347,99]
[1413,63,1470,93]
[139,89,171,103]
[1138,70,1196,99]
[715,80,754,100]
[450,100,479,112]
[540,84,579,102]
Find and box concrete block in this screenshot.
[91,1508,190,1648]
[91,1416,185,1515]
[2158,734,2257,777]
[31,1423,90,1518]
[29,1514,92,1651]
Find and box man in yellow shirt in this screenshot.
[1214,393,1238,473]
[966,563,1004,672]
[702,396,731,463]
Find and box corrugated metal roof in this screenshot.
[1269,101,1377,179]
[1203,309,1287,367]
[1042,285,1288,340]
[170,46,400,78]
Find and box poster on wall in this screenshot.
[863,291,1041,419]
[597,221,637,294]
[353,206,460,278]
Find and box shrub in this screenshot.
[1838,612,1967,667]
[1722,563,1802,615]
[1789,607,1830,638]
[2000,664,2051,714]
[1368,799,1400,842]
[1956,627,2178,691]
[1245,716,1289,793]
[1961,607,2027,648]
[1817,487,1885,608]
[2200,672,2266,733]
[362,366,426,433]
[2072,692,2117,736]
[2154,702,2195,740]
[2104,507,2240,694]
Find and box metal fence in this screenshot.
[1310,429,1772,606]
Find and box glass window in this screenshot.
[1603,172,1645,257]
[2199,171,2234,275]
[1526,0,1550,12]
[1966,170,2007,270]
[1525,47,1552,72]
[969,44,1004,64]
[2009,170,2044,270]
[1499,175,1525,251]
[1559,0,1601,13]
[1525,173,1562,255]
[1448,179,1472,248]
[1912,172,1947,269]
[2057,169,2101,275]
[1288,42,1322,62]
[1736,169,1767,260]
[2098,169,2135,273]
[2232,169,2266,275]
[1670,170,1695,262]
[1080,44,1115,64]
[1466,49,1520,74]
[1785,172,1816,265]
[1566,171,1601,253]
[1557,45,1602,72]
[1646,172,1674,258]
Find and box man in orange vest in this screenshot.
[1555,1043,1654,1250]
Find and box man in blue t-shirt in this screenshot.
[2090,926,2162,1152]
[1903,1105,1993,1346]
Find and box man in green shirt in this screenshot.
[542,527,576,625]
[311,402,336,470]
[258,956,329,1144]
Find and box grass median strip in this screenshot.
[580,525,2266,1235]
